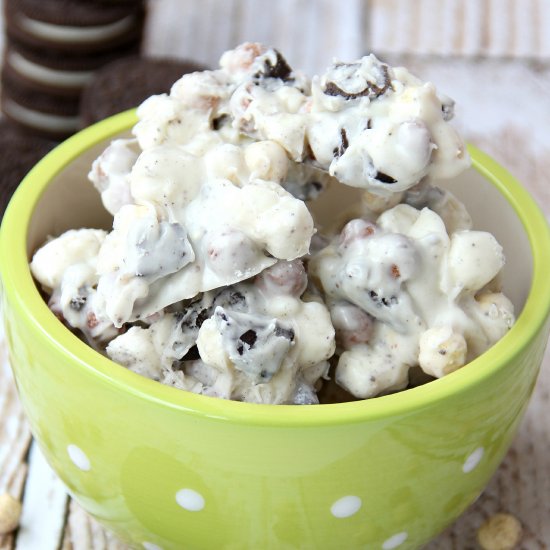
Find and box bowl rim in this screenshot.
[2,109,550,427]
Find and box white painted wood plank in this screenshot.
[204,0,238,66]
[0,340,32,496]
[462,0,484,56]
[0,464,28,550]
[63,500,93,550]
[0,321,32,550]
[368,0,550,60]
[143,0,365,74]
[64,500,128,550]
[539,0,550,58]
[15,442,68,550]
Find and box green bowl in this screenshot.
[1,110,550,550]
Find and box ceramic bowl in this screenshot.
[1,110,550,550]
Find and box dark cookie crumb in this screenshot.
[381,296,398,307]
[212,114,228,130]
[274,324,295,341]
[218,312,229,322]
[441,101,454,121]
[239,329,258,349]
[70,295,87,311]
[178,305,210,330]
[225,291,246,307]
[374,171,397,184]
[368,290,398,308]
[324,64,391,100]
[333,127,349,158]
[254,50,293,82]
[181,345,201,361]
[195,308,210,328]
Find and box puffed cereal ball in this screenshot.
[474,292,515,342]
[448,231,504,292]
[418,326,467,378]
[330,302,374,348]
[255,260,307,298]
[0,493,22,534]
[244,140,289,183]
[477,513,523,550]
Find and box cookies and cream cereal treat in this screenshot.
[227,46,468,194]
[309,197,513,398]
[106,261,334,404]
[31,42,515,404]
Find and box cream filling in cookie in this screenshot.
[8,52,94,88]
[16,13,137,45]
[3,99,79,133]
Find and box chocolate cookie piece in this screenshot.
[80,56,207,126]
[4,0,146,54]
[323,60,392,100]
[0,120,57,219]
[3,39,141,97]
[1,68,80,138]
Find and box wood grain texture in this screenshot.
[144,0,366,74]
[368,0,550,60]
[14,443,68,550]
[61,500,127,550]
[0,329,32,550]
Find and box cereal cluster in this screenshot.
[31,43,514,404]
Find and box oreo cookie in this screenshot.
[0,120,57,219]
[3,39,141,98]
[1,67,81,138]
[80,56,207,126]
[1,0,146,138]
[4,0,146,54]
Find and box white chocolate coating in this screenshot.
[309,198,514,398]
[106,265,335,404]
[30,43,514,404]
[227,49,469,194]
[88,138,139,215]
[30,229,118,343]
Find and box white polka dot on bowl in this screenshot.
[330,495,362,518]
[462,446,484,473]
[382,531,408,549]
[175,488,205,512]
[67,444,91,471]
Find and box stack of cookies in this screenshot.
[1,0,146,140]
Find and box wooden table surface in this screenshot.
[1,1,549,548]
